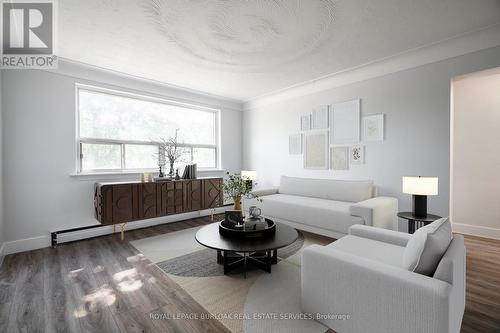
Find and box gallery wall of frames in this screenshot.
[289,99,385,170]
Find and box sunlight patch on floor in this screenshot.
[74,284,116,318]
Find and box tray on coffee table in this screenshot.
[219,218,275,239]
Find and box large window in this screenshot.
[77,85,219,172]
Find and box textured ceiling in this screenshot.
[59,0,500,101]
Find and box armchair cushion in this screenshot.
[403,217,453,276]
[326,235,405,268]
[349,224,411,247]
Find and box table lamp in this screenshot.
[402,176,438,217]
[241,170,257,191]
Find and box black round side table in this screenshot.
[397,212,442,234]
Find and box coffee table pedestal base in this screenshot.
[216,250,278,278]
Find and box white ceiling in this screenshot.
[59,0,500,102]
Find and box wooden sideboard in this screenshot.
[94,178,223,225]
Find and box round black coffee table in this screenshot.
[195,221,298,278]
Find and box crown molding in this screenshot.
[43,58,244,112]
[243,24,500,110]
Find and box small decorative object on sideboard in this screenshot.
[221,172,261,210]
[159,129,184,179]
[182,164,197,179]
[157,148,166,178]
[175,168,180,180]
[141,173,153,182]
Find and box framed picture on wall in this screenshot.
[331,146,349,170]
[312,105,329,129]
[304,132,329,169]
[363,114,384,141]
[330,99,360,144]
[289,134,302,155]
[350,145,365,165]
[301,114,311,131]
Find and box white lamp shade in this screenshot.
[241,170,257,181]
[402,176,438,195]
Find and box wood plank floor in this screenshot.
[0,215,499,333]
[0,215,230,333]
[461,235,500,333]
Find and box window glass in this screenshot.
[124,144,158,169]
[81,143,121,170]
[77,87,219,172]
[79,90,216,144]
[193,147,217,168]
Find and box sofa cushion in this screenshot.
[259,194,363,234]
[326,235,405,267]
[403,217,453,276]
[279,176,373,203]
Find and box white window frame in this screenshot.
[75,84,221,173]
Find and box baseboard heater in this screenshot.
[51,203,232,247]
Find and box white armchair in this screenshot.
[301,224,465,333]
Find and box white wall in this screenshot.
[1,63,243,253]
[451,67,500,239]
[243,46,500,230]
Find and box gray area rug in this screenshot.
[157,231,305,277]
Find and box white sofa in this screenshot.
[301,219,466,333]
[245,176,398,238]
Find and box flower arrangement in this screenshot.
[221,172,261,210]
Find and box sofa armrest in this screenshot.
[349,224,410,247]
[251,187,279,197]
[350,196,398,230]
[301,245,452,333]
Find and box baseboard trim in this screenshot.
[3,235,50,255]
[3,206,231,255]
[452,222,500,240]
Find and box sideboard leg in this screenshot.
[120,223,126,241]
